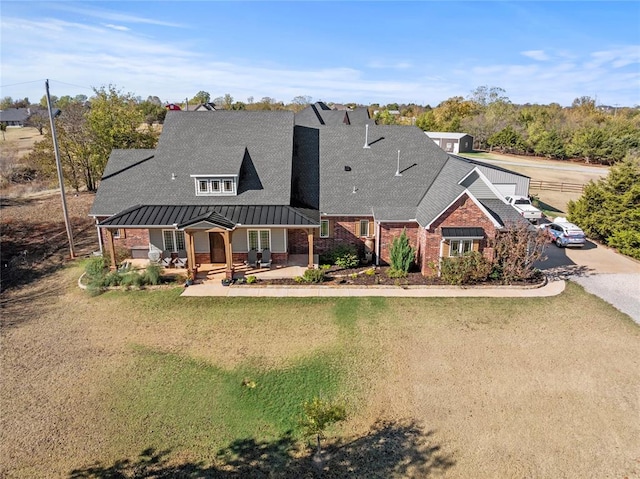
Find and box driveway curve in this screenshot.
[538,240,640,324]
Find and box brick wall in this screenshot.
[288,217,374,258]
[100,224,150,257]
[378,222,419,266]
[420,194,498,275]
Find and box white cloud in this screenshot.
[521,50,549,61]
[1,14,638,108]
[50,4,185,28]
[103,24,130,32]
[367,60,413,70]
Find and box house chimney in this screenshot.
[395,150,402,177]
[363,124,370,149]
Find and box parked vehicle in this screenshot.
[504,195,543,224]
[540,218,586,247]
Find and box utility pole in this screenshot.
[45,79,76,258]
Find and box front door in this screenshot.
[209,232,226,263]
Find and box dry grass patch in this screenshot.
[1,265,639,478]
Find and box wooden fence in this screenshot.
[529,180,585,193]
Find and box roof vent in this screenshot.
[395,150,402,177]
[352,185,357,194]
[171,173,176,180]
[344,166,351,171]
[363,124,370,149]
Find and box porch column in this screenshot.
[185,230,196,272]
[307,228,314,269]
[223,230,234,279]
[105,228,116,270]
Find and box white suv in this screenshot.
[541,218,586,248]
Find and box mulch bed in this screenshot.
[243,265,544,287]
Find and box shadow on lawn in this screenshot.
[69,419,454,478]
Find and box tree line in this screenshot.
[3,85,638,193]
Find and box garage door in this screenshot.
[494,184,517,196]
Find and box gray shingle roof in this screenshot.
[0,108,30,123]
[315,124,451,217]
[91,111,294,216]
[415,156,474,226]
[294,104,372,127]
[479,199,530,227]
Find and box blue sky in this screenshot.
[1,1,639,107]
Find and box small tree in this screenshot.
[493,221,547,283]
[389,229,415,275]
[299,397,346,458]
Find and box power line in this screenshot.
[0,78,93,91]
[0,79,47,88]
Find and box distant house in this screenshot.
[91,103,528,277]
[0,108,31,127]
[194,103,217,111]
[426,132,474,154]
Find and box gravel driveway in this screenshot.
[572,274,640,324]
[538,240,640,324]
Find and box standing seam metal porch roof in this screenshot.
[98,205,320,228]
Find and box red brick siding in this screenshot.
[378,222,419,266]
[99,223,150,256]
[420,194,498,276]
[195,252,211,265]
[287,217,374,257]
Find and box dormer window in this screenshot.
[192,175,237,196]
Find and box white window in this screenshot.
[112,229,121,239]
[194,177,235,196]
[320,220,330,238]
[359,220,370,237]
[450,239,473,256]
[163,230,186,252]
[248,229,270,251]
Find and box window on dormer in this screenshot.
[193,176,236,196]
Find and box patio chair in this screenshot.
[161,250,174,268]
[259,249,272,269]
[174,250,188,268]
[245,249,258,268]
[148,249,161,264]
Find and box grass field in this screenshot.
[1,263,638,478]
[463,152,609,214]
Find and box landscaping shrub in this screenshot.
[440,252,492,285]
[142,264,162,285]
[389,229,415,273]
[301,268,325,283]
[321,245,360,269]
[386,268,407,279]
[84,256,107,279]
[246,275,257,284]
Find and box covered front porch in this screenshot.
[98,204,321,279]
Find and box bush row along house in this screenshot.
[90,103,529,277]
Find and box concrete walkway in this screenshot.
[181,278,565,298]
